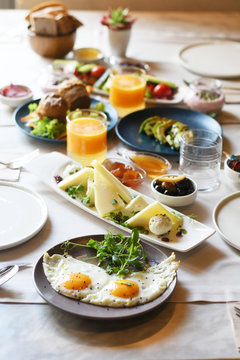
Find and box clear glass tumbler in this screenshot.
[66,109,107,166]
[109,66,146,118]
[179,129,222,191]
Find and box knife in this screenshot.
[0,265,19,286]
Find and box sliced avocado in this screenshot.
[152,119,174,143]
[139,116,163,134]
[165,122,189,150]
[145,75,177,90]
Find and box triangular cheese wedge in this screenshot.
[91,160,132,202]
[94,169,127,216]
[123,195,149,217]
[92,160,133,217]
[126,201,183,237]
[58,167,94,190]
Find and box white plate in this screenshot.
[25,152,215,253]
[213,192,240,251]
[0,182,47,250]
[179,41,240,78]
[92,87,185,105]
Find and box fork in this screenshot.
[234,306,240,318]
[0,149,39,169]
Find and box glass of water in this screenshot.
[179,129,222,191]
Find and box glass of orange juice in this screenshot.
[109,66,146,118]
[66,109,107,166]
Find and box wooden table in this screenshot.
[0,10,240,360]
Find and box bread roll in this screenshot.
[58,79,91,110]
[36,93,68,121]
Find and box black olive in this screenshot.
[154,178,194,197]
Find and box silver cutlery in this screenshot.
[234,306,240,318]
[0,149,39,169]
[0,265,19,286]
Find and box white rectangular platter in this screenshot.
[26,151,215,252]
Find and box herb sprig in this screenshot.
[61,229,147,276]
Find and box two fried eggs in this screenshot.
[43,252,179,307]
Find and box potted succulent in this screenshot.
[101,8,136,57]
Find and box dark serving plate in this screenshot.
[116,106,222,155]
[14,97,118,144]
[33,234,177,320]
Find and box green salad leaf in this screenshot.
[61,229,147,276]
[31,117,65,139]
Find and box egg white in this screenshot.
[43,253,110,299]
[43,252,179,307]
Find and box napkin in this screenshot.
[0,153,21,181]
[228,302,240,352]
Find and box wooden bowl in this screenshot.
[27,28,76,58]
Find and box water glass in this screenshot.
[179,129,222,191]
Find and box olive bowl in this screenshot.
[151,175,197,207]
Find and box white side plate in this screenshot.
[0,182,47,250]
[25,152,215,253]
[179,41,240,78]
[92,87,185,105]
[213,192,240,251]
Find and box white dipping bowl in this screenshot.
[0,85,33,108]
[224,158,240,183]
[151,175,197,207]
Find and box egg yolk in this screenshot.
[110,280,139,298]
[62,273,91,290]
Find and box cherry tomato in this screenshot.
[90,65,106,79]
[147,83,155,93]
[153,83,172,98]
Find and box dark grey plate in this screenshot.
[14,97,118,143]
[116,106,222,155]
[33,234,177,320]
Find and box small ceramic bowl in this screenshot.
[224,157,240,183]
[151,174,197,207]
[73,47,104,62]
[0,84,33,108]
[28,28,76,58]
[121,150,171,178]
[103,157,146,188]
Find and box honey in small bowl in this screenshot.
[123,151,171,178]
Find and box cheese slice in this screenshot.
[58,167,94,190]
[94,166,131,217]
[91,160,132,203]
[123,195,149,218]
[126,201,183,237]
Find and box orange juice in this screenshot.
[109,68,146,117]
[67,111,107,166]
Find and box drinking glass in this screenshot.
[179,129,222,191]
[109,66,146,118]
[66,109,107,166]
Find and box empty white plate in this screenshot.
[213,192,240,251]
[0,182,47,250]
[179,41,240,78]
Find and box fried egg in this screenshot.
[43,253,110,299]
[43,252,179,307]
